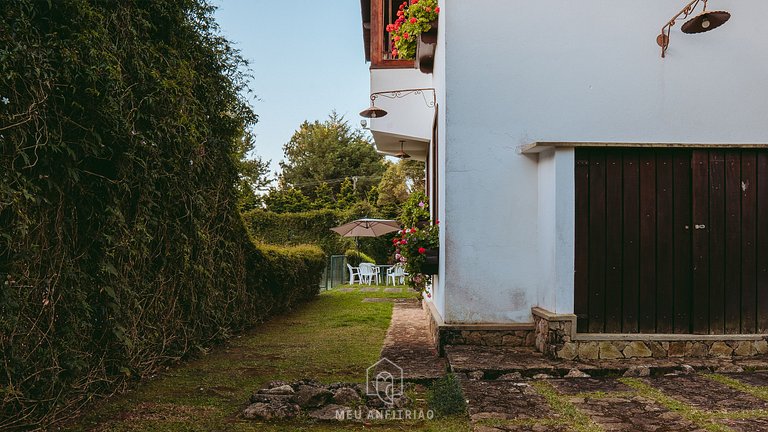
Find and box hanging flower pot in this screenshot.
[422,248,439,275]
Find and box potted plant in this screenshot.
[386,0,440,60]
[393,192,439,295]
[392,222,439,294]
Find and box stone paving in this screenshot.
[462,372,768,432]
[373,298,768,431]
[377,300,447,381]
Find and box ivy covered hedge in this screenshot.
[243,208,396,264]
[0,1,324,429]
[243,209,353,255]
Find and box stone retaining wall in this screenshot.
[532,307,768,360]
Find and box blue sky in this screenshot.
[213,1,372,177]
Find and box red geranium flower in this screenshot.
[418,247,426,254]
[425,7,431,12]
[411,0,418,4]
[435,6,440,13]
[403,32,409,39]
[410,17,418,24]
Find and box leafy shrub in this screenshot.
[344,249,375,266]
[243,208,396,264]
[0,1,325,428]
[243,209,353,255]
[427,374,467,417]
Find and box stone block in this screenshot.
[525,331,536,347]
[688,342,708,357]
[599,342,624,360]
[464,331,484,345]
[755,340,768,355]
[733,341,757,357]
[483,333,503,346]
[502,335,523,346]
[622,341,652,358]
[708,341,733,358]
[578,342,599,360]
[669,341,688,357]
[557,342,579,360]
[623,366,650,377]
[648,341,668,358]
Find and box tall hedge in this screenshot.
[0,1,325,429]
[243,208,396,264]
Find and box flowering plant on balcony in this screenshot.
[386,0,439,60]
[392,194,439,295]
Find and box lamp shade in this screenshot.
[359,105,388,118]
[681,10,730,34]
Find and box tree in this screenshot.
[402,159,426,193]
[264,188,312,213]
[279,112,386,201]
[234,131,271,211]
[376,162,409,217]
[375,159,425,218]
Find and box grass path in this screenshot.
[66,287,469,432]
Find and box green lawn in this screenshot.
[65,286,469,432]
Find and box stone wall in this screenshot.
[532,307,768,360]
[423,301,535,355]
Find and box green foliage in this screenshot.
[264,187,313,213]
[400,190,431,227]
[242,208,395,264]
[278,112,386,201]
[377,162,410,217]
[243,208,353,255]
[388,0,440,60]
[234,131,272,212]
[345,249,376,266]
[0,1,323,428]
[427,374,467,417]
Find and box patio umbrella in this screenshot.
[330,218,400,238]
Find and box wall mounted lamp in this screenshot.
[657,0,730,58]
[359,88,436,119]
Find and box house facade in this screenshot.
[360,0,768,358]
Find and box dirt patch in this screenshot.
[646,375,768,412]
[115,402,218,423]
[461,380,553,421]
[474,423,572,432]
[549,378,635,395]
[570,395,702,431]
[733,371,768,387]
[717,416,768,431]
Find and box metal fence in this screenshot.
[319,255,348,290]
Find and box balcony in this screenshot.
[360,0,437,161]
[361,0,415,69]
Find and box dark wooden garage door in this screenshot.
[574,148,768,334]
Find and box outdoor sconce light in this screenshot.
[657,0,730,58]
[394,140,411,159]
[359,88,436,119]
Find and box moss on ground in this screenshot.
[65,286,469,432]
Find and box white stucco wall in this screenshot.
[440,0,768,324]
[368,69,433,142]
[430,2,448,319]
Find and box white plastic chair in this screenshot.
[347,264,360,285]
[386,264,406,285]
[358,263,376,285]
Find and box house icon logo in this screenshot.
[366,358,403,405]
